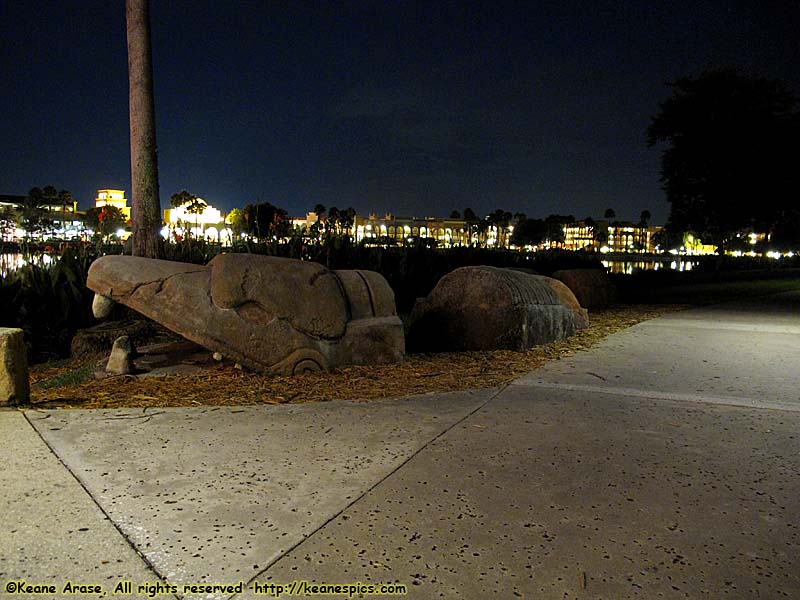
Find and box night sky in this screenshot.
[2,1,797,224]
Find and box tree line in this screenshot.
[648,68,800,253]
[1,183,656,254]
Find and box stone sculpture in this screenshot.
[552,268,617,308]
[86,254,404,375]
[408,266,588,352]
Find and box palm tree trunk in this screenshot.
[126,0,162,258]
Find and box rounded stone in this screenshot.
[408,266,588,352]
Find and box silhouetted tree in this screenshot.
[603,208,616,220]
[544,214,573,246]
[485,209,513,246]
[510,217,547,247]
[242,201,289,240]
[169,190,207,235]
[770,211,800,251]
[449,210,461,219]
[170,190,206,215]
[584,216,608,247]
[85,206,128,241]
[19,187,58,238]
[56,189,75,230]
[651,228,683,253]
[338,207,356,235]
[639,209,652,227]
[227,208,245,237]
[509,214,572,248]
[648,68,798,253]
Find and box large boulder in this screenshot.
[86,255,404,375]
[0,328,29,405]
[552,268,617,308]
[407,267,588,352]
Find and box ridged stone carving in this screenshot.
[408,266,588,351]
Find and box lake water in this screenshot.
[602,258,696,274]
[1,252,698,278]
[0,252,56,277]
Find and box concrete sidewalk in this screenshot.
[2,292,799,599]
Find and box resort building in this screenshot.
[352,214,480,246]
[0,194,24,241]
[95,189,130,219]
[1,192,82,240]
[563,221,597,251]
[163,198,231,243]
[606,223,660,253]
[563,220,662,253]
[293,212,320,231]
[305,213,511,248]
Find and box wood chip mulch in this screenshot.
[27,304,687,410]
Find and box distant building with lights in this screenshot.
[563,220,662,253]
[563,221,596,251]
[607,222,660,253]
[1,192,82,240]
[352,214,485,247]
[163,198,231,242]
[95,189,130,219]
[291,212,513,248]
[0,194,25,241]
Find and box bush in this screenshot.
[0,246,97,362]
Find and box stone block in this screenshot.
[105,336,136,375]
[0,328,29,405]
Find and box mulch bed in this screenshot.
[27,304,686,410]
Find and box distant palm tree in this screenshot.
[584,217,606,249]
[127,0,162,258]
[487,209,512,247]
[58,189,74,233]
[19,187,52,239]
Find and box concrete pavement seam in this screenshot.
[640,320,800,334]
[235,385,510,596]
[513,381,800,412]
[22,409,176,596]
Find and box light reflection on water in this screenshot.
[1,253,56,277]
[602,259,696,275]
[2,253,698,278]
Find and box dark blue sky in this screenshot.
[1,1,797,223]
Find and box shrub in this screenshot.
[0,246,96,362]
